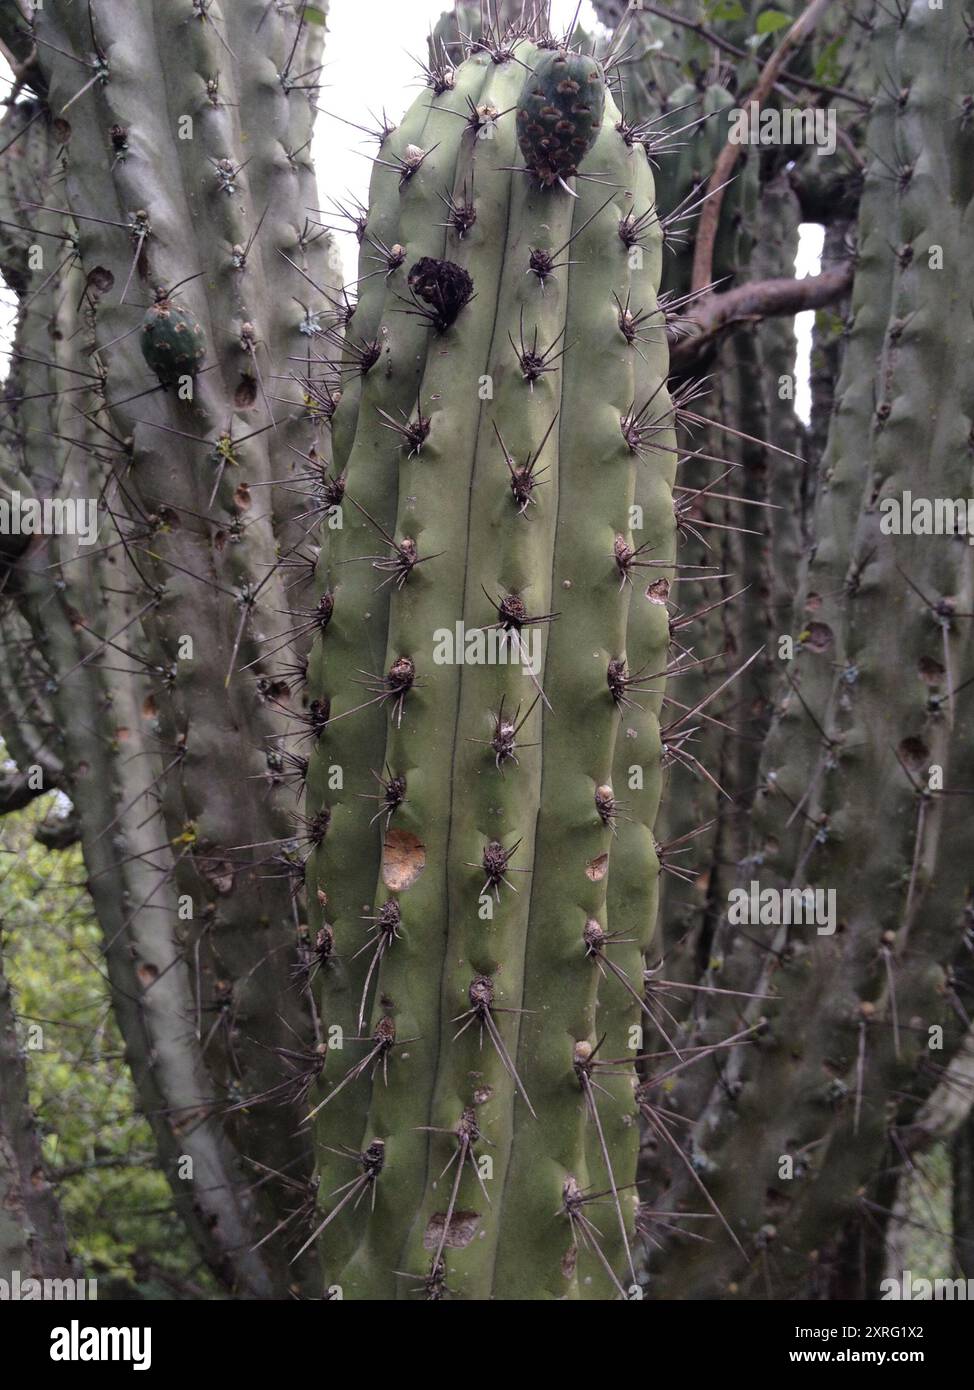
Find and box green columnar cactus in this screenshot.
[649,0,974,1298]
[304,31,676,1299]
[0,104,296,1295]
[1,0,345,1294]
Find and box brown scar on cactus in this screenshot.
[382,829,427,892]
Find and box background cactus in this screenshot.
[1,0,973,1305]
[645,0,974,1299]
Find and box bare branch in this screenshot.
[668,261,854,373]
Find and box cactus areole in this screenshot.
[516,49,606,186]
[140,287,207,387]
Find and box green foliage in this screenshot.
[0,769,213,1297]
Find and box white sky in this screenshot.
[315,1,605,282]
[0,0,819,418]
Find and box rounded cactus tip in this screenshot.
[516,48,606,189]
[141,288,207,387]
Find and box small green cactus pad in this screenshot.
[516,48,605,186]
[140,292,207,387]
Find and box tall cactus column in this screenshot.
[12,0,344,1292]
[306,35,675,1299]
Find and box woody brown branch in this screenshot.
[690,0,832,296]
[667,261,853,373]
